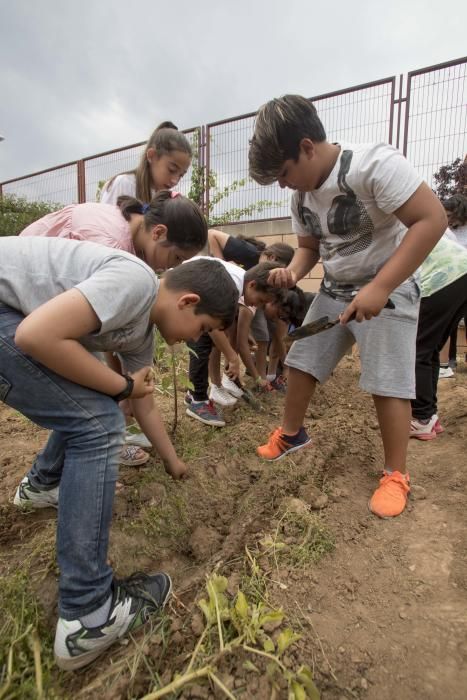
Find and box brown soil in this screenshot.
[1,356,466,699]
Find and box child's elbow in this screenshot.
[15,322,40,356]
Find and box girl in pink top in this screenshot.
[21,191,206,271]
[20,191,207,474]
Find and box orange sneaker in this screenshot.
[257,426,311,461]
[369,470,410,518]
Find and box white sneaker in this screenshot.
[209,384,237,406]
[221,373,243,398]
[14,476,59,509]
[124,425,151,448]
[439,366,454,379]
[410,416,437,441]
[54,572,172,671]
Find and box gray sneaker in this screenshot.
[186,399,225,427]
[54,572,172,671]
[13,477,59,509]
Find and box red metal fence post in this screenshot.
[77,160,86,203]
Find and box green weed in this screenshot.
[140,559,320,699]
[0,571,59,699]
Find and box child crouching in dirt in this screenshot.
[0,237,238,670]
[249,94,447,519]
[184,259,284,426]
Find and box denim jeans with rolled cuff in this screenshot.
[0,305,124,620]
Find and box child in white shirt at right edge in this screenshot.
[248,94,447,520]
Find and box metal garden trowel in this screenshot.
[287,298,395,342]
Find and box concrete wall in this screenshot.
[214,218,323,294]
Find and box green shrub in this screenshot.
[0,194,61,237]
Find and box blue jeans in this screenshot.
[0,305,125,619]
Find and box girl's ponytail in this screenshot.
[156,121,178,131]
[117,195,146,221]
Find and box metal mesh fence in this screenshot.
[83,128,200,202]
[1,163,78,208]
[404,58,466,188]
[84,143,145,203]
[206,79,395,223]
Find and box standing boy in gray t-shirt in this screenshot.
[0,237,238,671]
[248,94,447,519]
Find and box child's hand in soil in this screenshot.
[254,377,274,392]
[164,457,189,480]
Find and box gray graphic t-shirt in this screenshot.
[0,236,158,372]
[291,143,422,299]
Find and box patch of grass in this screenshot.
[139,492,191,548]
[0,571,60,699]
[175,420,224,462]
[263,510,335,570]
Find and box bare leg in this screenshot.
[255,341,268,379]
[282,368,317,435]
[209,346,222,386]
[268,320,287,377]
[372,395,410,472]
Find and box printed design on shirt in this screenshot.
[297,194,323,240]
[325,150,374,258]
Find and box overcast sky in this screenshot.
[0,0,465,182]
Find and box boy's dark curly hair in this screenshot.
[442,194,467,226]
[276,287,313,327]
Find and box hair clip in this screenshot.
[141,204,151,214]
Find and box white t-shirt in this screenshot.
[291,142,422,299]
[0,236,158,373]
[100,173,156,205]
[187,255,245,296]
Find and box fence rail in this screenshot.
[1,56,466,224]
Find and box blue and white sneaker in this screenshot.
[54,571,172,671]
[14,476,59,509]
[185,393,225,427]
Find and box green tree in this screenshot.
[433,157,466,199]
[0,194,61,237]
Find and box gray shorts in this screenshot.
[250,308,270,343]
[285,280,420,399]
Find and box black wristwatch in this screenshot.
[112,374,134,402]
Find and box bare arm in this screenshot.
[236,306,258,381]
[14,289,152,397]
[268,235,320,288]
[341,183,448,322]
[207,229,230,258]
[209,328,239,379]
[132,394,188,479]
